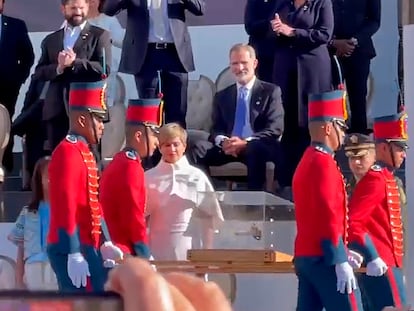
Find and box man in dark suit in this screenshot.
[244,0,281,83]
[191,43,284,191]
[103,0,205,128]
[34,0,111,152]
[0,0,34,172]
[331,0,381,135]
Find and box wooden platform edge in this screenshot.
[150,260,367,274]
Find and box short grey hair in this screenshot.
[229,43,257,59]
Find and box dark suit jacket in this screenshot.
[272,0,333,127]
[244,0,282,59]
[332,0,381,59]
[211,79,284,142]
[103,0,205,74]
[33,22,111,121]
[0,15,34,98]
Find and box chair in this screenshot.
[186,75,216,132]
[186,75,216,149]
[0,255,16,289]
[0,104,10,223]
[208,67,276,192]
[0,104,11,184]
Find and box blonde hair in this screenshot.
[229,43,257,59]
[159,123,187,145]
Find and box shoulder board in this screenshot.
[314,145,328,154]
[370,164,382,172]
[65,134,78,144]
[125,150,137,160]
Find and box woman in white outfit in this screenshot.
[145,123,224,261]
[8,157,58,290]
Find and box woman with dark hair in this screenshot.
[8,156,57,290]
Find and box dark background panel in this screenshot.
[3,0,247,32]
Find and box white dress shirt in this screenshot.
[63,21,87,50]
[147,0,174,43]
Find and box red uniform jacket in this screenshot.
[293,144,348,264]
[47,135,102,253]
[348,164,403,267]
[99,149,149,258]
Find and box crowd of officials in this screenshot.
[1,0,410,310]
[1,0,382,195]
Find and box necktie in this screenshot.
[151,0,166,40]
[232,86,249,138]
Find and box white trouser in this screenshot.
[150,232,192,261]
[24,261,58,290]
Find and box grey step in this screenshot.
[2,176,25,192]
[3,152,24,178]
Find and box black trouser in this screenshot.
[256,54,274,83]
[45,113,69,153]
[191,139,281,191]
[134,44,188,128]
[338,54,371,134]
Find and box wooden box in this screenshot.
[187,249,293,263]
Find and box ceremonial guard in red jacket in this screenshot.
[348,112,408,310]
[100,98,161,258]
[47,81,122,292]
[292,91,363,311]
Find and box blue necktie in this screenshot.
[232,86,249,137]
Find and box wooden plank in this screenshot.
[152,261,295,273]
[150,260,367,274]
[187,249,293,263]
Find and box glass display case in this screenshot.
[196,191,298,311]
[197,191,295,253]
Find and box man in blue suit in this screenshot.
[103,0,204,129]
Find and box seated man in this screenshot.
[145,123,224,261]
[191,43,284,190]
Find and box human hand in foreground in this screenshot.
[105,257,232,311]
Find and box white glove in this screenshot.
[347,250,364,269]
[366,257,388,277]
[67,253,90,288]
[335,262,357,294]
[100,241,124,262]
